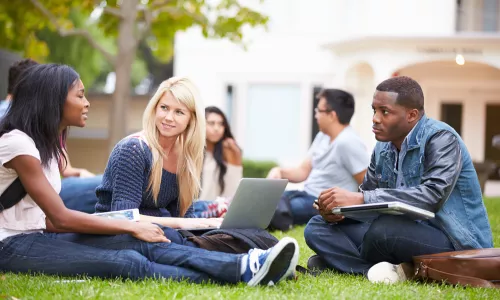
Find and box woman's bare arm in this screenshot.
[5,155,168,242]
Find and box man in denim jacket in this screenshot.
[304,76,493,284]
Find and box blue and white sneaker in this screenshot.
[241,237,299,286]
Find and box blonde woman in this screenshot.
[96,77,221,230]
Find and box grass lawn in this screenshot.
[1,198,500,300]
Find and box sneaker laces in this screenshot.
[247,248,267,276]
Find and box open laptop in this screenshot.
[331,201,435,220]
[182,178,288,232]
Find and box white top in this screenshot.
[0,130,61,241]
[304,127,370,197]
[199,152,243,200]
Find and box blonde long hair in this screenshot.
[142,77,206,216]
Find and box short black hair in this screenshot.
[7,59,39,94]
[376,76,424,111]
[316,89,355,125]
[0,64,79,167]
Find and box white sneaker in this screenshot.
[367,262,413,284]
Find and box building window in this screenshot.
[245,84,302,164]
[483,0,499,31]
[311,86,323,143]
[456,0,500,32]
[441,103,463,136]
[225,85,234,124]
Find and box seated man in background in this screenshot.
[0,59,38,118]
[59,149,103,213]
[304,76,493,284]
[267,89,369,231]
[2,58,102,213]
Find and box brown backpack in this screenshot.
[413,248,500,288]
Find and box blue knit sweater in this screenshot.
[95,137,195,218]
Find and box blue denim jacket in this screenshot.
[361,115,493,250]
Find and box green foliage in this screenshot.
[35,9,114,87]
[0,0,269,68]
[242,159,277,178]
[1,198,500,299]
[0,0,95,60]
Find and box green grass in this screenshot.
[2,198,500,299]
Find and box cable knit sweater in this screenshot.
[95,137,195,218]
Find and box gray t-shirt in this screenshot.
[303,127,370,197]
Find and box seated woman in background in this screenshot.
[0,64,298,285]
[193,106,243,218]
[95,78,222,230]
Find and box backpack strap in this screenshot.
[0,177,27,212]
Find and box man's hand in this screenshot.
[318,187,364,212]
[313,199,344,223]
[79,169,95,178]
[267,167,282,179]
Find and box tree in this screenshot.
[0,0,268,152]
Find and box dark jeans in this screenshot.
[284,190,319,225]
[0,232,242,283]
[60,175,103,214]
[304,214,455,274]
[161,226,198,247]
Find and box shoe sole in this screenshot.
[282,239,300,279]
[247,237,298,287]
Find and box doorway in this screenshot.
[485,104,500,179]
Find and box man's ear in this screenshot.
[330,110,338,121]
[407,108,420,123]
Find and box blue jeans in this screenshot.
[60,175,103,214]
[304,214,455,274]
[0,232,242,283]
[284,190,318,225]
[161,226,198,248]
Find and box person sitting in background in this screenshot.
[0,63,299,285]
[0,59,38,119]
[267,89,369,231]
[58,150,103,213]
[95,77,223,232]
[493,135,500,149]
[1,58,101,214]
[304,76,493,284]
[193,106,243,218]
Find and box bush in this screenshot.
[242,159,278,178]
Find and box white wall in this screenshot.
[174,0,486,163]
[337,0,457,40]
[175,0,339,163]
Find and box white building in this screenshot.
[174,0,500,170]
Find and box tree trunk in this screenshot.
[108,0,140,153]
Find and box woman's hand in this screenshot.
[222,138,242,165]
[176,218,223,229]
[130,222,170,243]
